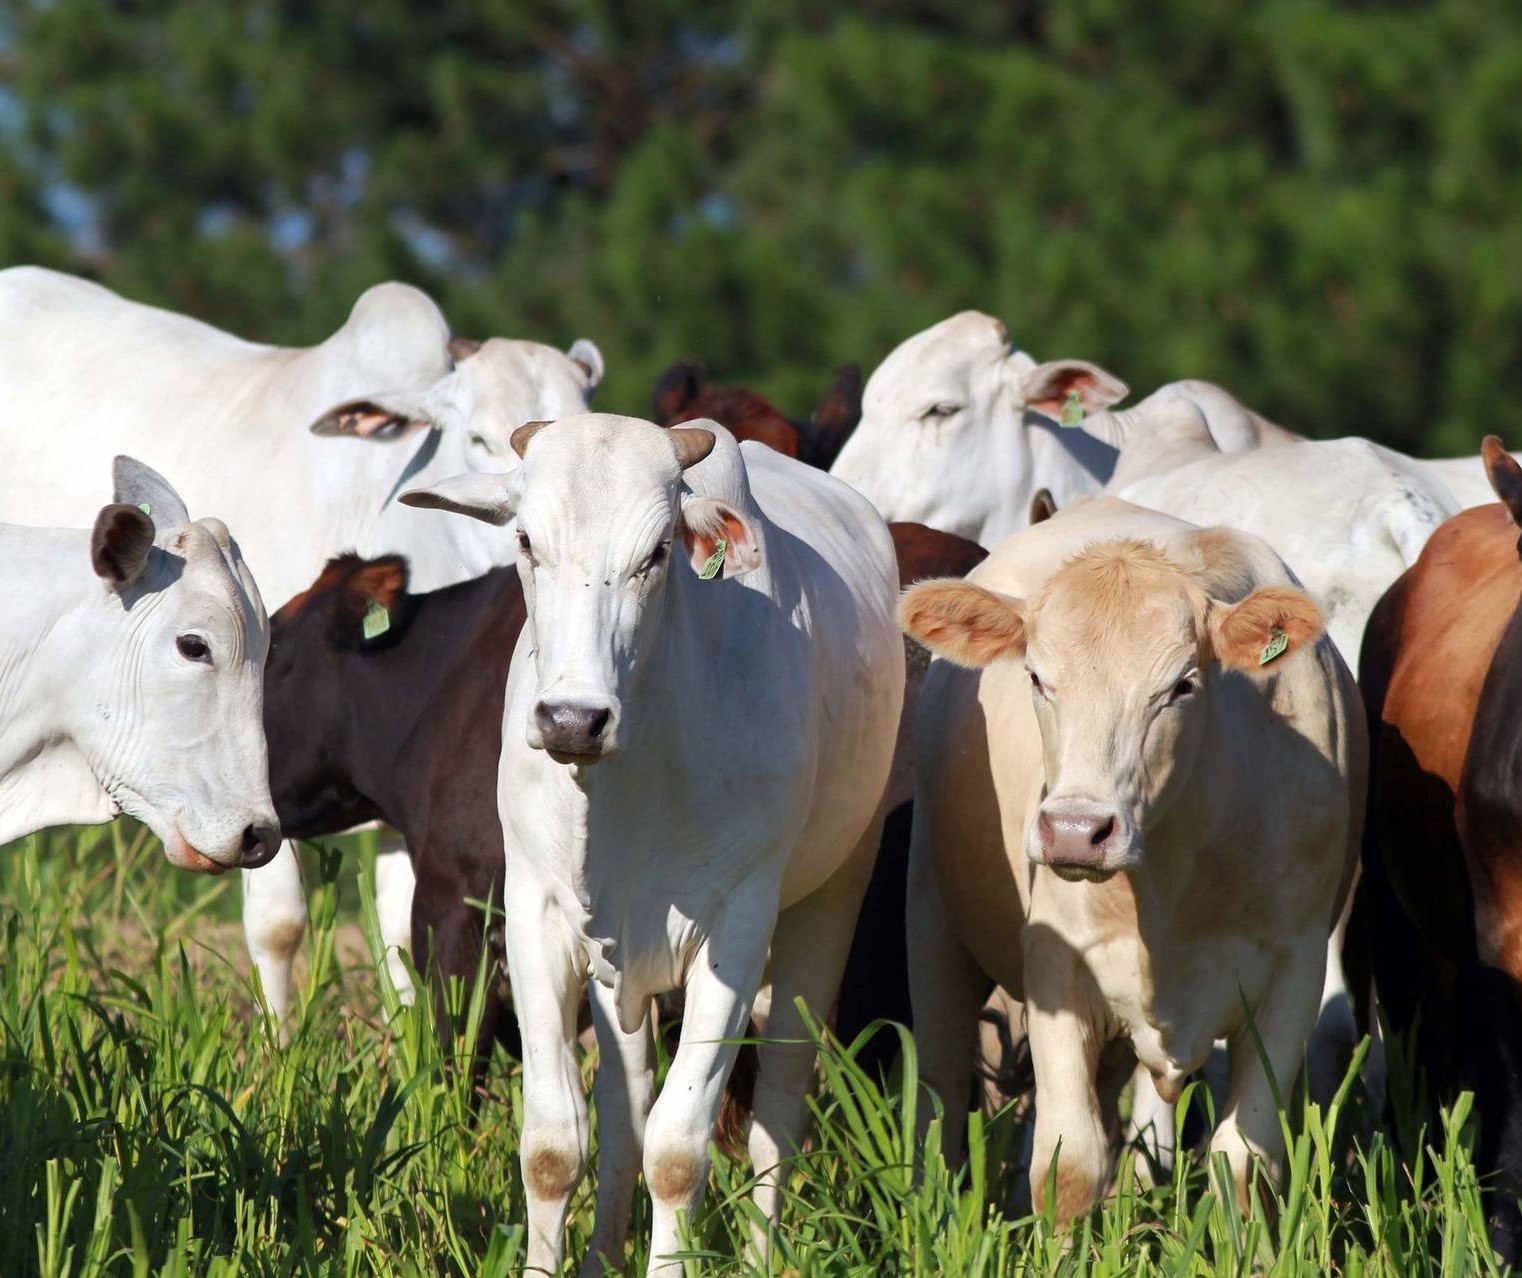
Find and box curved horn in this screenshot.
[511,421,553,459]
[670,426,716,470]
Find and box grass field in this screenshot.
[0,823,1509,1277]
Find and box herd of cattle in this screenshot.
[2,264,1521,1270]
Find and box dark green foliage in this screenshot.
[1,1,1517,450]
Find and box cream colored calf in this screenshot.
[900,498,1364,1221]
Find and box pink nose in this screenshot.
[1037,803,1121,869]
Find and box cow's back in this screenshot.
[0,268,456,601]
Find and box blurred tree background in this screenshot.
[0,0,1517,455]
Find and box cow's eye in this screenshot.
[1029,670,1044,696]
[921,402,961,421]
[635,542,670,579]
[468,432,488,450]
[517,532,533,559]
[176,634,211,664]
[1168,675,1196,704]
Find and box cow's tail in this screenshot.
[715,1028,760,1157]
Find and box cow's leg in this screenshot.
[748,813,884,1252]
[582,980,655,1277]
[242,839,306,1024]
[1127,1066,1177,1184]
[504,892,589,1276]
[642,903,771,1276]
[373,832,417,1005]
[1025,940,1108,1225]
[1211,946,1325,1211]
[907,801,987,1163]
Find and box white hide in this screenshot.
[0,266,603,604]
[1118,436,1459,677]
[403,415,904,1277]
[0,457,277,870]
[828,310,1292,546]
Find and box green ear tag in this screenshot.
[137,502,152,515]
[1259,625,1288,666]
[363,601,391,641]
[698,536,727,581]
[1059,389,1086,427]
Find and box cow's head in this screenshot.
[84,458,279,873]
[900,539,1323,881]
[401,413,758,764]
[264,553,416,833]
[307,284,603,472]
[829,311,1127,538]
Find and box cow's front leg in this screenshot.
[582,979,655,1277]
[504,890,590,1275]
[1025,944,1109,1225]
[242,840,307,1026]
[1212,941,1326,1211]
[642,914,769,1276]
[373,834,417,1005]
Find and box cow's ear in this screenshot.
[311,388,438,441]
[898,580,1029,668]
[91,503,156,587]
[804,364,863,469]
[1018,360,1129,418]
[678,497,761,579]
[400,470,519,525]
[1483,437,1522,528]
[1029,488,1058,524]
[112,455,191,533]
[333,556,412,649]
[568,338,605,391]
[652,361,704,424]
[1207,586,1324,672]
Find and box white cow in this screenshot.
[900,498,1364,1221]
[828,310,1295,546]
[0,457,278,870]
[0,265,603,1018]
[401,414,904,1276]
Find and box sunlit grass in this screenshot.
[0,825,1508,1275]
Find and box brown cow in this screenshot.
[1360,436,1522,1262]
[651,361,862,469]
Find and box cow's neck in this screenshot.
[982,416,1117,544]
[0,526,119,843]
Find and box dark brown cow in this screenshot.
[264,556,526,1071]
[651,360,863,469]
[1361,436,1522,1261]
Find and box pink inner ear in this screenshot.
[1027,373,1096,417]
[346,409,413,439]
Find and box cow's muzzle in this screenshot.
[532,697,619,764]
[1031,799,1137,882]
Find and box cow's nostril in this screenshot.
[586,708,610,740]
[240,824,279,867]
[1090,817,1115,847]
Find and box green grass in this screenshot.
[0,823,1510,1276]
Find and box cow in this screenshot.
[0,457,278,871]
[262,553,524,1067]
[1359,438,1522,1262]
[0,265,603,1020]
[652,360,863,468]
[400,413,904,1275]
[898,496,1364,1222]
[827,310,1298,546]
